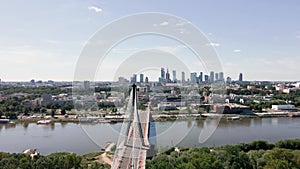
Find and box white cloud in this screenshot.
[153,21,169,27]
[88,6,103,13]
[233,49,241,53]
[206,42,220,47]
[159,21,169,26]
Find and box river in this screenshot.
[0,117,299,155]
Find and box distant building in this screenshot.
[219,72,224,81]
[239,73,243,82]
[83,81,90,89]
[282,88,290,94]
[166,69,171,83]
[272,105,295,111]
[158,103,177,110]
[215,73,219,81]
[118,77,128,84]
[204,75,209,82]
[131,74,137,83]
[140,74,144,83]
[40,94,53,106]
[210,71,214,82]
[181,72,185,82]
[226,77,232,83]
[47,80,54,84]
[190,72,197,83]
[159,68,166,83]
[145,77,149,83]
[213,103,251,114]
[161,68,165,79]
[172,70,177,83]
[199,72,203,83]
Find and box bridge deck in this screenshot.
[112,109,150,169]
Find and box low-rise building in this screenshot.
[271,105,295,111]
[213,103,251,114]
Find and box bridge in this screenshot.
[111,84,154,169]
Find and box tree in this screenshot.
[111,107,118,113]
[264,148,296,169]
[264,159,293,169]
[247,150,266,169]
[61,109,66,115]
[40,108,47,113]
[138,103,146,110]
[51,109,56,117]
[275,139,300,150]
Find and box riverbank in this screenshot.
[4,111,299,124]
[0,138,299,169]
[147,138,300,169]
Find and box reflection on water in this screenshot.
[0,117,299,155]
[23,123,29,129]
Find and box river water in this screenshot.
[0,117,299,155]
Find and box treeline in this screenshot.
[227,88,271,96]
[0,152,110,169]
[227,89,300,111]
[0,86,74,119]
[0,86,71,96]
[0,139,300,169]
[0,97,74,119]
[273,90,300,106]
[146,139,300,169]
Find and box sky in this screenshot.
[0,0,300,81]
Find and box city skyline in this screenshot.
[128,68,242,83]
[0,1,300,81]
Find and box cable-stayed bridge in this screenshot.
[111,84,154,169]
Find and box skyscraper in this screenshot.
[210,71,214,83]
[239,73,243,82]
[118,77,128,84]
[215,73,219,81]
[159,68,166,83]
[190,72,197,83]
[226,76,232,83]
[219,72,224,81]
[145,77,149,83]
[83,80,90,90]
[204,75,209,82]
[172,70,177,83]
[161,68,165,79]
[140,74,144,83]
[166,69,171,83]
[199,72,203,83]
[131,74,137,83]
[181,72,185,82]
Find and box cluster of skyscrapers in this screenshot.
[129,67,243,84]
[159,67,227,84]
[130,74,149,84]
[158,68,173,83]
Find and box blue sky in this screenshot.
[0,0,299,81]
